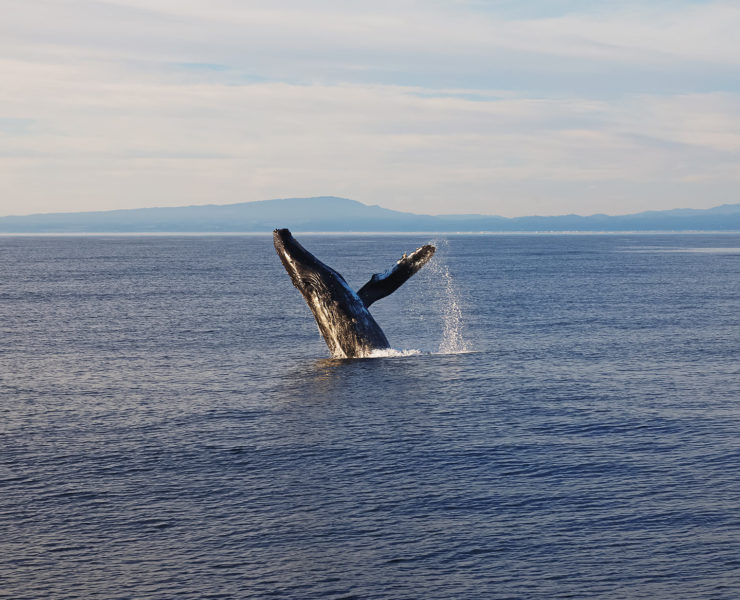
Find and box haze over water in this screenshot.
[1,234,739,599]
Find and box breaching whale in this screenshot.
[273,228,435,358]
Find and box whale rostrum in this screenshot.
[273,228,435,358]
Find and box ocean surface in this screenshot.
[1,233,739,599]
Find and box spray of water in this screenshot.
[359,238,470,359]
[416,238,470,354]
[367,348,423,358]
[428,252,469,353]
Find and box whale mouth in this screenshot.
[272,229,346,290]
[272,228,294,251]
[273,229,318,283]
[272,228,304,268]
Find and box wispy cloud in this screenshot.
[1,1,738,216]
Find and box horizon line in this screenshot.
[3,230,740,237]
[1,196,738,221]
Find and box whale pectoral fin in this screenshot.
[357,244,435,308]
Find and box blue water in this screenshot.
[1,234,739,599]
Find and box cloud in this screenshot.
[1,1,739,216]
[4,0,740,90]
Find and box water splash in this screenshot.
[367,348,423,358]
[425,239,470,354]
[369,237,470,356]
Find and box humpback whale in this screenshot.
[273,228,435,358]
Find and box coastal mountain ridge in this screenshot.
[1,196,739,232]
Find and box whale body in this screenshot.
[273,228,435,358]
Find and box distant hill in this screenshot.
[1,196,740,232]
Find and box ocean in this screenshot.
[1,233,739,599]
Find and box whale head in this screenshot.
[273,228,389,358]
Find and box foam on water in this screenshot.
[366,348,423,358]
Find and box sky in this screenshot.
[1,0,739,217]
